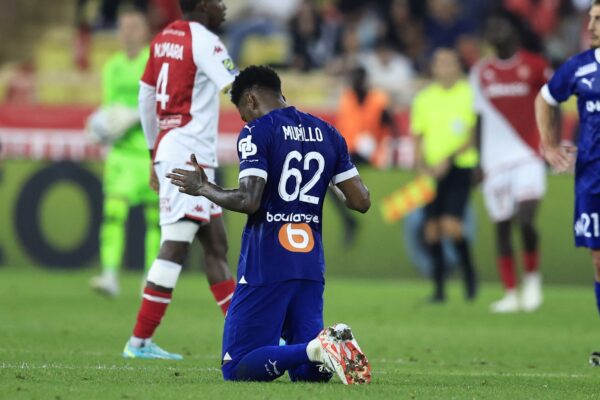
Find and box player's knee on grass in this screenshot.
[222,360,284,382]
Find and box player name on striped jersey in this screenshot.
[154,42,184,60]
[282,125,324,142]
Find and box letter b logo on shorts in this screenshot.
[278,223,314,253]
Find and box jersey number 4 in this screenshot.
[279,151,325,205]
[156,63,171,109]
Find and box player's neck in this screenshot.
[438,78,458,90]
[259,98,288,116]
[125,45,143,60]
[496,45,519,61]
[183,13,210,30]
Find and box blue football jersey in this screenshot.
[235,106,358,285]
[542,48,600,194]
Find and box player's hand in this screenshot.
[150,163,159,193]
[167,154,208,196]
[542,144,576,173]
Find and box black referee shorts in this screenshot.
[424,165,472,220]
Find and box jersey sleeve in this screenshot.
[191,25,237,92]
[469,65,484,113]
[541,57,577,105]
[331,128,359,185]
[237,123,270,182]
[140,44,156,87]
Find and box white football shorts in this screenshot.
[482,158,547,222]
[155,161,223,226]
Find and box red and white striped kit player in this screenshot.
[470,48,552,313]
[139,19,237,225]
[471,50,552,221]
[124,1,237,361]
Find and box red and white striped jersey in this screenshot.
[140,20,237,166]
[470,50,551,173]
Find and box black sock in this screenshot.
[453,237,477,298]
[428,242,445,299]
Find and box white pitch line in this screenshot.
[0,363,221,373]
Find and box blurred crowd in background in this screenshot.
[0,0,596,109]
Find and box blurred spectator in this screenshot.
[5,60,36,104]
[545,0,587,62]
[411,48,478,303]
[77,0,149,30]
[361,38,416,106]
[503,0,561,38]
[326,25,362,76]
[335,65,398,168]
[289,0,338,71]
[424,0,476,54]
[225,0,300,63]
[382,0,427,72]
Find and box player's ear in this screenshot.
[246,92,259,111]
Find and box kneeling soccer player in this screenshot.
[168,66,372,384]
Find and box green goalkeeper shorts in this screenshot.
[103,148,158,205]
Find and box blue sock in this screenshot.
[595,281,600,316]
[228,343,310,382]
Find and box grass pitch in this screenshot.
[1,268,599,399]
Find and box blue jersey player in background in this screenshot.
[167,66,372,384]
[535,0,600,366]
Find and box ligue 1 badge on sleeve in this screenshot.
[222,58,238,75]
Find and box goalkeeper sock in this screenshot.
[210,279,235,314]
[224,344,310,381]
[100,197,128,273]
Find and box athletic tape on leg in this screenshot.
[161,220,199,244]
[147,259,182,288]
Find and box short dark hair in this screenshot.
[594,0,600,6]
[230,65,282,106]
[179,0,201,13]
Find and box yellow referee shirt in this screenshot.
[411,80,478,168]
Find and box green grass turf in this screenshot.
[1,268,600,399]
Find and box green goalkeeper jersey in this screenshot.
[102,47,149,154]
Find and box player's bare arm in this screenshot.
[534,93,576,172]
[168,154,266,214]
[335,176,371,213]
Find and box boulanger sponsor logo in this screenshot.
[266,211,319,224]
[278,223,315,253]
